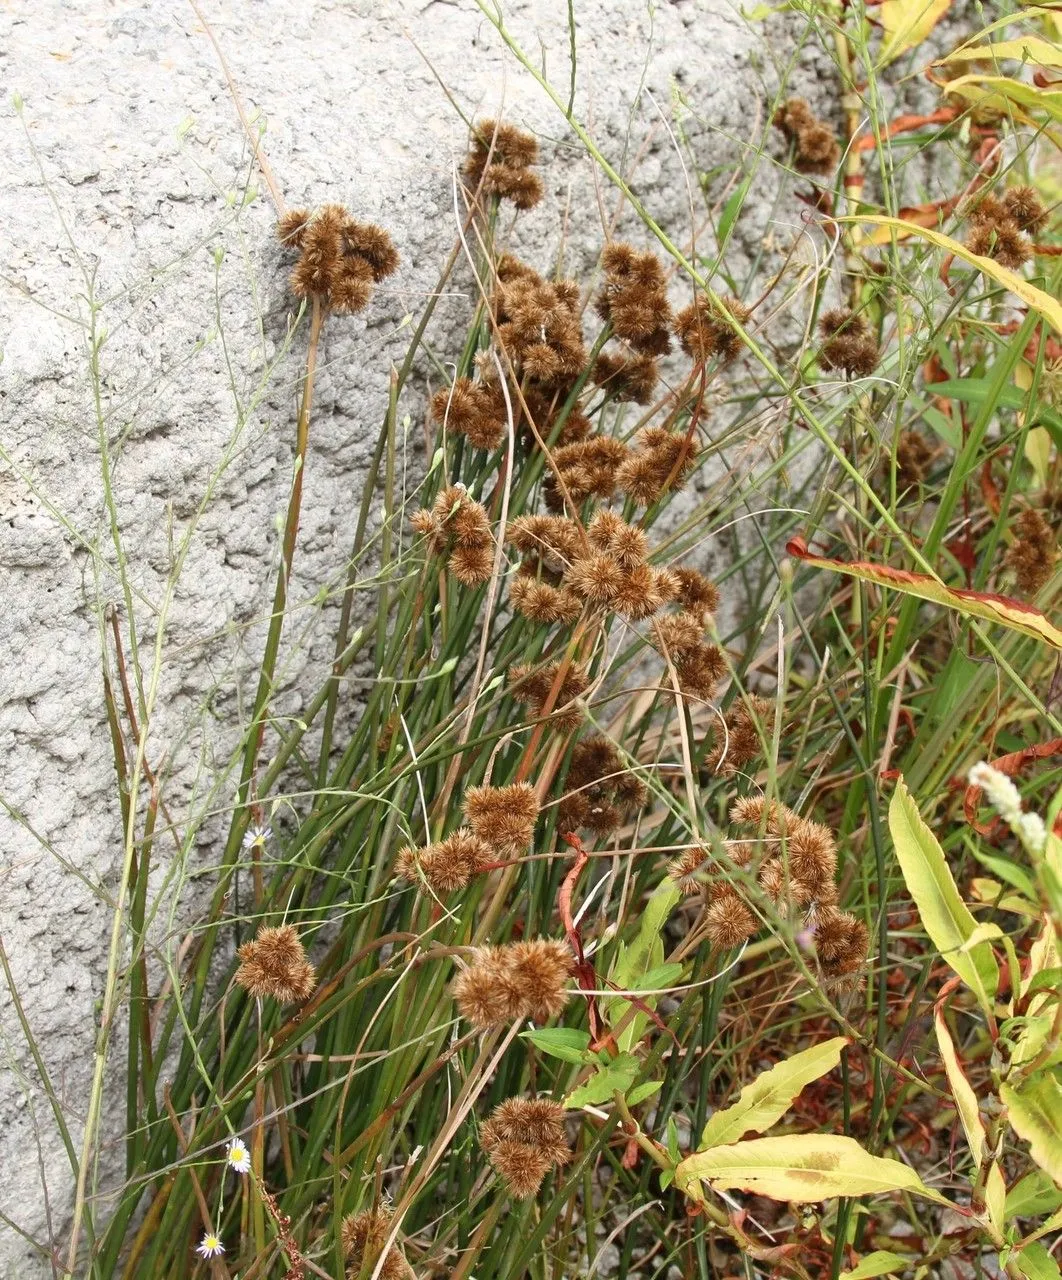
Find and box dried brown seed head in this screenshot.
[1002,185,1049,235]
[672,567,720,618]
[341,1207,415,1280]
[667,846,711,893]
[463,783,539,856]
[616,426,699,505]
[818,308,880,377]
[705,891,758,949]
[509,660,589,729]
[396,829,493,894]
[814,907,868,977]
[1006,507,1057,595]
[235,925,315,1003]
[674,295,750,363]
[965,216,1030,269]
[277,208,310,248]
[454,940,573,1027]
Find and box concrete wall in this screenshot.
[0,0,808,1271]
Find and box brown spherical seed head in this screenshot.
[814,907,869,977]
[463,783,539,856]
[705,891,758,949]
[235,924,316,1003]
[1002,185,1049,235]
[481,1096,569,1156]
[965,218,1031,270]
[484,1139,553,1198]
[1006,507,1057,595]
[277,208,311,248]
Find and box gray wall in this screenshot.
[0,1,783,1272]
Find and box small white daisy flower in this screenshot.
[196,1231,225,1259]
[226,1136,251,1174]
[242,823,272,851]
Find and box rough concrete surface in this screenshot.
[0,0,847,1272]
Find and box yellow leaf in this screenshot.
[1001,1075,1062,1188]
[943,73,1062,125]
[676,1134,951,1204]
[1026,426,1052,490]
[879,0,953,65]
[935,1006,1007,1238]
[700,1037,848,1148]
[787,536,1062,649]
[849,217,1062,337]
[889,779,999,1013]
[937,36,1062,69]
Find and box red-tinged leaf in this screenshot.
[786,536,1062,650]
[964,738,1062,834]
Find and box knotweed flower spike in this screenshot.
[235,924,316,1003]
[968,762,1047,855]
[480,1097,572,1197]
[196,1231,224,1259]
[225,1136,251,1174]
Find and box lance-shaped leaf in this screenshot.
[935,1005,1006,1235]
[889,778,999,1013]
[1014,1241,1062,1280]
[676,1134,951,1204]
[787,537,1062,650]
[879,0,953,64]
[843,218,1062,337]
[700,1037,848,1148]
[841,1252,910,1279]
[1000,1074,1062,1187]
[937,36,1062,69]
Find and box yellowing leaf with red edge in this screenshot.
[879,0,953,65]
[676,1135,951,1205]
[848,217,1062,337]
[786,536,1062,649]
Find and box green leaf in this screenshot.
[522,1027,593,1065]
[699,1037,848,1148]
[1006,1169,1062,1219]
[1001,1074,1062,1187]
[1027,968,1062,999]
[605,879,682,1051]
[626,1079,663,1106]
[970,846,1040,902]
[564,1053,640,1108]
[1014,1242,1062,1280]
[840,1250,910,1279]
[889,778,998,1013]
[676,1134,951,1205]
